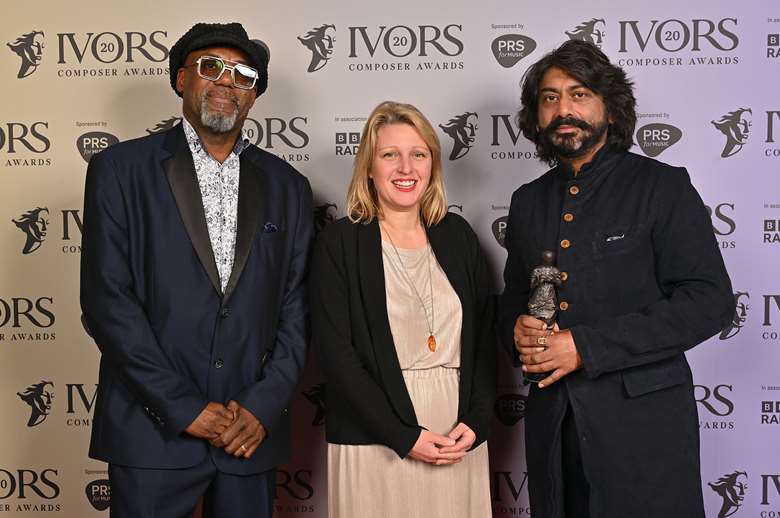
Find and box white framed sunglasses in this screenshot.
[184,55,259,90]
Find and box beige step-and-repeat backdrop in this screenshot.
[3,0,779,516]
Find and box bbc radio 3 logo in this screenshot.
[335,132,360,157]
[762,400,780,425]
[765,219,780,244]
[769,33,779,58]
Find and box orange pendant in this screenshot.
[427,334,437,352]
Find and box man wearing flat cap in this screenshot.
[81,22,313,517]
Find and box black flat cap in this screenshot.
[169,22,269,98]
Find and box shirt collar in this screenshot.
[557,143,615,181]
[181,116,250,157]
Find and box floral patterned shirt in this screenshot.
[182,117,250,292]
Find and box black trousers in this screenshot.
[562,403,590,518]
[109,457,276,518]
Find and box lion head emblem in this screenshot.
[12,207,49,254]
[7,30,44,79]
[314,203,337,236]
[712,108,751,158]
[298,24,336,73]
[709,471,748,518]
[146,116,182,135]
[720,292,749,340]
[439,112,478,160]
[565,19,606,47]
[17,380,54,427]
[302,383,327,426]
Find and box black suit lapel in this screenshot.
[357,220,418,425]
[163,126,222,296]
[223,152,263,303]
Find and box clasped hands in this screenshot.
[185,400,267,459]
[514,315,583,388]
[408,422,475,466]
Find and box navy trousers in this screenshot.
[109,457,276,518]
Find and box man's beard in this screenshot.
[540,116,609,160]
[199,91,240,134]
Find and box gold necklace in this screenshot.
[381,224,437,352]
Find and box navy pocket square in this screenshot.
[263,222,279,233]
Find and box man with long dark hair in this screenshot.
[498,40,734,517]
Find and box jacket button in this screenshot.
[560,271,569,282]
[560,239,571,249]
[559,301,569,311]
[563,213,574,222]
[214,359,224,369]
[220,307,231,318]
[569,185,580,195]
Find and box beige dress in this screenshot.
[328,242,491,517]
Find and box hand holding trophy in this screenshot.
[524,250,563,383]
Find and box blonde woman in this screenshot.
[310,101,496,517]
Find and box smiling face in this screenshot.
[537,66,611,165]
[176,46,257,135]
[370,123,433,218]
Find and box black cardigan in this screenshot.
[310,213,497,458]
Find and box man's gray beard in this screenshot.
[549,119,609,160]
[200,95,239,134]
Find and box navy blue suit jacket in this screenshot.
[80,124,313,474]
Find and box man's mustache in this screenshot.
[204,91,239,108]
[544,116,593,133]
